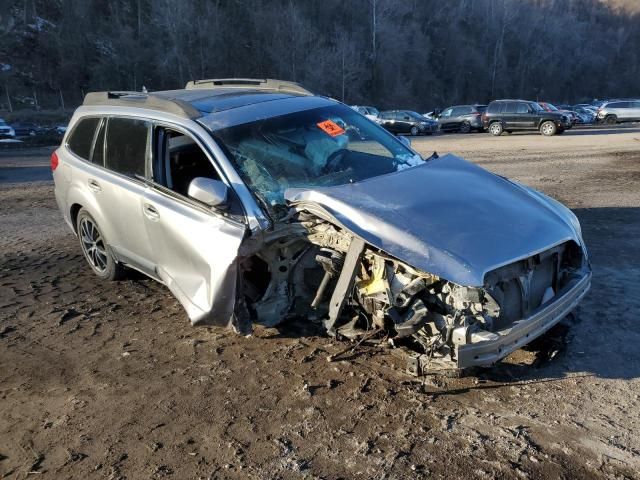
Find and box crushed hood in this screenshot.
[285,154,581,286]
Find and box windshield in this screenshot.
[366,107,380,116]
[212,104,422,214]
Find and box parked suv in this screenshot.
[596,100,640,124]
[52,79,590,375]
[378,110,438,135]
[437,104,487,133]
[482,100,570,136]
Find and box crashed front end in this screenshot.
[235,154,591,375]
[238,207,590,375]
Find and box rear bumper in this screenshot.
[456,269,591,368]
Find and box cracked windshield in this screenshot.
[211,104,422,210]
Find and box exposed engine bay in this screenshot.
[236,210,589,376]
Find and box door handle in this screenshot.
[88,179,101,192]
[143,203,160,220]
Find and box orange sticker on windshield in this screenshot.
[317,120,345,137]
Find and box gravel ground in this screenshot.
[1,127,640,479]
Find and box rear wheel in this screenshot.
[76,209,125,281]
[410,126,419,136]
[540,121,557,136]
[489,122,503,136]
[459,121,471,134]
[605,115,617,125]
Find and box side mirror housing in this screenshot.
[397,135,412,147]
[188,177,228,208]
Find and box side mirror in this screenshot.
[188,177,228,208]
[397,135,411,147]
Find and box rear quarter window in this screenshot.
[67,117,100,160]
[487,103,502,114]
[105,117,150,178]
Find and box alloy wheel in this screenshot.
[79,217,108,273]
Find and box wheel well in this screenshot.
[70,203,83,233]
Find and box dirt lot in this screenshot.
[1,127,640,479]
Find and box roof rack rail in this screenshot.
[83,91,201,119]
[185,78,313,95]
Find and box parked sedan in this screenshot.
[0,118,16,138]
[378,110,438,135]
[11,121,44,137]
[437,104,487,133]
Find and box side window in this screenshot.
[67,117,100,160]
[441,108,453,117]
[487,103,500,114]
[154,128,220,198]
[105,117,150,178]
[516,103,529,114]
[504,102,518,114]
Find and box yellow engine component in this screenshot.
[357,256,387,295]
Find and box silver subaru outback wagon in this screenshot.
[53,78,591,375]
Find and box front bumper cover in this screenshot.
[456,269,591,368]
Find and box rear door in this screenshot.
[142,124,246,326]
[74,116,157,276]
[502,102,520,129]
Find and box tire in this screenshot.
[605,115,617,125]
[459,121,471,134]
[410,126,419,136]
[76,209,125,281]
[540,121,557,136]
[488,122,503,136]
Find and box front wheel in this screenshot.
[410,126,419,136]
[540,121,557,136]
[76,209,125,281]
[605,115,617,125]
[489,122,503,136]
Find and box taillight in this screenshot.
[50,151,59,171]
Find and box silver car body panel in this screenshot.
[54,106,260,326]
[456,270,591,367]
[285,153,584,287]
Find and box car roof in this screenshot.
[81,78,313,120]
[490,99,534,103]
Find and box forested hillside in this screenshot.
[0,0,638,111]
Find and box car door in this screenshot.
[517,102,537,129]
[502,102,521,129]
[142,124,247,326]
[438,108,453,130]
[84,116,157,276]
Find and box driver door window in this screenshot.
[153,128,221,199]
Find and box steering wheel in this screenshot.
[324,148,350,173]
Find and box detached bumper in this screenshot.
[456,270,591,368]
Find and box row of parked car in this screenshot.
[0,118,66,140]
[352,97,640,137]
